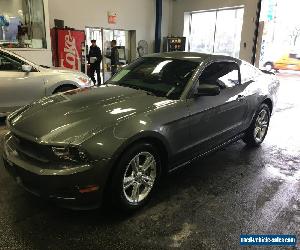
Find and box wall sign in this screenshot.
[57,30,84,70]
[108,11,117,24]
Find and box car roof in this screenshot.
[144,51,240,63]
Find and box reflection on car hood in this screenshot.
[8,85,171,144]
[39,66,85,76]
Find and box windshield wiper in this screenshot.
[127,85,156,96]
[115,82,144,91]
[113,82,165,97]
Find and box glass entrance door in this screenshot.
[102,29,131,82]
[85,27,103,83]
[85,27,132,83]
[102,29,114,82]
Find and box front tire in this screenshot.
[243,104,270,146]
[110,142,162,212]
[264,62,274,71]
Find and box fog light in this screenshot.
[79,185,99,193]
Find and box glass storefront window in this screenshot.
[189,11,216,53]
[188,7,244,58]
[214,8,244,58]
[0,0,46,49]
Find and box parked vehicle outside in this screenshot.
[0,48,92,117]
[1,52,280,211]
[264,53,300,71]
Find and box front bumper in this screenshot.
[2,133,111,210]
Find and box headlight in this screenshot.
[52,146,88,162]
[78,76,89,84]
[77,76,92,86]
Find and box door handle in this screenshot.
[236,95,245,101]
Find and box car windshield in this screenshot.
[108,57,199,99]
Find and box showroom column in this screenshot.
[252,0,263,64]
[155,0,162,53]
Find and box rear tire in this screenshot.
[110,142,162,212]
[53,85,77,94]
[243,104,270,147]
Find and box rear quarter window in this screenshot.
[240,62,259,84]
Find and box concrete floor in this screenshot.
[0,73,299,249]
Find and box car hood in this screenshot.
[38,66,87,76]
[8,85,172,145]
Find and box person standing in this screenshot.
[106,40,119,76]
[88,39,102,85]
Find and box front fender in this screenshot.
[45,80,80,96]
[81,123,172,164]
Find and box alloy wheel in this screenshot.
[254,109,269,143]
[122,152,157,204]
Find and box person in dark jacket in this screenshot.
[106,40,119,76]
[88,39,102,85]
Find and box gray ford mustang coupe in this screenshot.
[2,52,280,211]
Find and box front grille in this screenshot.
[11,133,55,164]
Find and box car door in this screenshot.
[0,51,45,115]
[186,61,249,157]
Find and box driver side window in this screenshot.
[199,61,240,88]
[0,53,23,71]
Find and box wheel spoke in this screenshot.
[142,156,155,172]
[131,183,140,202]
[260,111,266,121]
[260,128,266,139]
[123,176,135,189]
[142,175,154,187]
[255,127,261,138]
[261,122,268,128]
[131,156,140,173]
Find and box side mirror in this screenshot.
[22,64,32,72]
[260,69,275,75]
[116,65,126,73]
[195,84,220,97]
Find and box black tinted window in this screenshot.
[199,62,239,88]
[109,57,199,99]
[0,53,23,71]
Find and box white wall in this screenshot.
[162,0,173,39]
[48,0,172,55]
[0,0,23,15]
[171,0,260,63]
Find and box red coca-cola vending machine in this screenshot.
[51,28,85,72]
